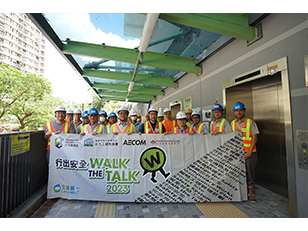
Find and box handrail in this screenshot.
[0,130,48,217]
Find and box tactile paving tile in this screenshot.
[94,201,115,218]
[195,202,249,218]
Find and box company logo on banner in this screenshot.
[47,132,247,202]
[139,147,170,183]
[55,137,64,149]
[84,138,93,147]
[123,139,146,145]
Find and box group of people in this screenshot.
[44,101,259,203]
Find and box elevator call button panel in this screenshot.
[296,130,308,170]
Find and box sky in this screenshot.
[43,13,141,104]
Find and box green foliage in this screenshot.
[0,63,65,131]
[91,94,108,112]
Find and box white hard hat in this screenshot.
[148,106,158,113]
[163,108,171,113]
[130,108,138,116]
[54,106,66,113]
[192,111,201,117]
[176,111,187,119]
[66,109,74,114]
[74,109,82,114]
[118,106,129,114]
[158,112,164,117]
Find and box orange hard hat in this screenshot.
[185,108,192,114]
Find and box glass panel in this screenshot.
[44,13,232,84]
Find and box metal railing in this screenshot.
[0,131,48,217]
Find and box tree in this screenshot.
[91,94,108,112]
[0,64,56,130]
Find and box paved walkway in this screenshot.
[31,184,290,218]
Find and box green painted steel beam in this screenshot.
[99,96,149,103]
[82,69,177,88]
[92,82,164,95]
[98,91,155,101]
[98,91,156,100]
[158,13,257,42]
[62,40,201,74]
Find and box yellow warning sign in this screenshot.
[11,133,30,156]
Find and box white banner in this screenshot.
[47,131,247,202]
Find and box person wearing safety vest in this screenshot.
[157,111,164,122]
[171,111,194,135]
[162,108,177,132]
[76,110,89,134]
[137,114,142,123]
[106,112,117,134]
[80,107,106,135]
[210,103,232,135]
[65,109,76,130]
[231,101,259,203]
[190,111,208,135]
[73,109,82,127]
[110,106,135,135]
[130,108,142,133]
[185,108,194,127]
[99,110,108,126]
[139,106,166,134]
[44,106,76,162]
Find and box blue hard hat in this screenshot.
[88,107,98,115]
[82,110,88,118]
[212,103,223,111]
[233,102,246,111]
[108,112,117,119]
[99,110,107,116]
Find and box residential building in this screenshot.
[0,13,45,75]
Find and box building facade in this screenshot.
[0,13,45,75]
[151,14,308,217]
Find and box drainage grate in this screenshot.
[30,199,59,218]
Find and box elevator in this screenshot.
[222,58,294,199]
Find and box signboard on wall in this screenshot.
[47,132,247,202]
[184,97,192,110]
[11,133,30,156]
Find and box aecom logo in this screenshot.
[122,140,146,145]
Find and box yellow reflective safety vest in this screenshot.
[144,121,163,134]
[82,124,104,134]
[231,118,257,152]
[191,122,205,134]
[106,124,110,134]
[111,123,134,134]
[45,120,70,150]
[172,126,193,134]
[210,118,226,133]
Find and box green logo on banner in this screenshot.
[139,147,170,183]
[55,137,64,149]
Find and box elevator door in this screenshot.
[225,72,288,197]
[170,104,180,120]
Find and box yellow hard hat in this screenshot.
[185,108,192,114]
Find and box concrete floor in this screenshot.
[31,184,290,218]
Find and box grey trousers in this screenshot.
[246,152,258,187]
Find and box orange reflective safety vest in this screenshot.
[111,122,134,134]
[210,118,226,133]
[163,120,177,132]
[82,124,104,134]
[144,121,163,134]
[172,126,194,134]
[231,118,257,152]
[191,122,205,134]
[45,120,70,150]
